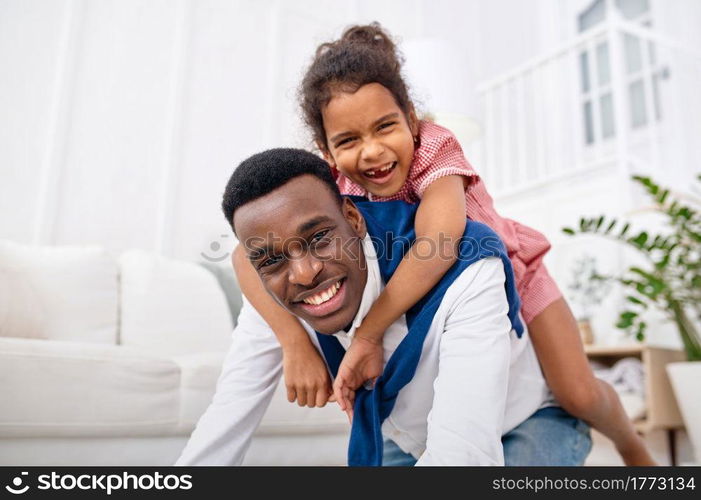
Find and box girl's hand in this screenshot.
[333,335,384,420]
[282,342,336,408]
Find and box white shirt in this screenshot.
[177,235,551,466]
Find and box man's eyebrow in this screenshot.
[328,113,400,144]
[297,215,333,234]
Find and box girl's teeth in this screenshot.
[365,162,395,177]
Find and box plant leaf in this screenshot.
[619,222,630,237]
[627,295,648,308]
[630,231,648,248]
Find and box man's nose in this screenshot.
[288,253,323,286]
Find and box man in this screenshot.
[177,148,591,466]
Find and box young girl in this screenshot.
[233,23,654,465]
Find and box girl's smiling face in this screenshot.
[321,83,418,197]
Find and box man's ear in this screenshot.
[342,197,366,239]
[318,142,337,170]
[407,105,419,139]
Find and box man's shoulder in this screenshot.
[460,221,507,257]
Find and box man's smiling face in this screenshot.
[233,175,368,334]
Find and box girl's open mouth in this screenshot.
[362,162,397,185]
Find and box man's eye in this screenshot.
[311,229,330,244]
[259,255,283,268]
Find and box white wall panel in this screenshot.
[168,0,273,260]
[51,0,180,252]
[0,0,71,243]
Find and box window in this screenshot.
[577,0,662,145]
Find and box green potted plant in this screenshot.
[563,174,701,463]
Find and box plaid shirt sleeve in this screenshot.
[410,121,479,199]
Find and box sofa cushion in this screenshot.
[198,261,244,326]
[119,250,233,357]
[0,240,118,344]
[0,337,180,438]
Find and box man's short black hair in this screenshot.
[222,148,343,232]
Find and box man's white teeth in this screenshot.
[303,281,341,305]
[365,162,395,177]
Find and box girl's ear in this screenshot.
[318,142,336,169]
[407,106,419,138]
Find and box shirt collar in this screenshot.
[335,233,382,340]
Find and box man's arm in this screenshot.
[416,258,512,466]
[176,298,283,465]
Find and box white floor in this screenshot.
[585,429,697,466]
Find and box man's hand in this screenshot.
[333,335,384,419]
[282,342,336,408]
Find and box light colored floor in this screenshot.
[585,429,697,466]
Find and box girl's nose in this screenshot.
[361,139,385,162]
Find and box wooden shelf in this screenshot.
[585,344,685,432]
[584,344,643,357]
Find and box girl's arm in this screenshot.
[232,246,335,408]
[333,175,468,411]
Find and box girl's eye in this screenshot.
[378,121,397,131]
[336,137,355,148]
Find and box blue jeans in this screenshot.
[383,406,592,466]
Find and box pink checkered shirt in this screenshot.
[335,120,562,324]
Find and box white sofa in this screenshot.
[0,240,349,465]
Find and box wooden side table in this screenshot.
[585,344,686,464]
